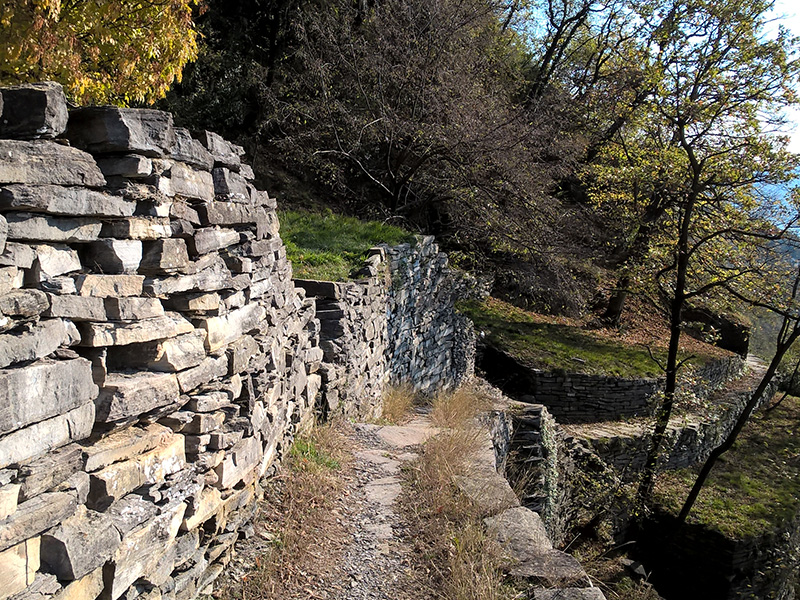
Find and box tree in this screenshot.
[0,0,199,105]
[582,0,800,505]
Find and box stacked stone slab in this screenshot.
[0,83,320,600]
[296,237,476,420]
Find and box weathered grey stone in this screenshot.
[78,312,193,347]
[0,185,134,217]
[182,412,225,435]
[168,162,214,202]
[162,292,220,313]
[0,266,23,295]
[46,295,106,322]
[194,131,241,171]
[0,243,35,269]
[0,358,97,435]
[96,155,153,179]
[67,108,175,157]
[41,505,121,580]
[51,566,104,600]
[0,402,95,469]
[198,303,265,352]
[185,392,230,413]
[103,297,165,321]
[0,82,68,139]
[0,141,105,187]
[75,274,145,298]
[0,289,48,318]
[0,492,78,553]
[181,487,221,532]
[0,483,19,520]
[211,168,249,201]
[29,244,81,281]
[169,201,200,226]
[227,335,258,374]
[17,444,84,502]
[103,503,185,600]
[0,319,80,368]
[240,163,255,181]
[94,372,180,423]
[5,213,101,243]
[83,424,172,473]
[294,279,343,299]
[170,128,214,171]
[196,202,261,227]
[106,330,206,373]
[213,436,260,489]
[187,227,240,256]
[532,589,606,600]
[100,217,171,241]
[83,240,142,274]
[0,538,39,598]
[176,356,228,394]
[139,239,189,274]
[143,259,232,297]
[38,275,76,295]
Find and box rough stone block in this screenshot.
[0,140,105,187]
[183,412,225,435]
[50,566,104,600]
[0,82,68,139]
[0,266,23,295]
[83,424,172,473]
[17,444,84,502]
[5,213,101,243]
[0,403,95,469]
[199,303,265,353]
[75,274,144,298]
[0,319,80,368]
[0,492,78,554]
[100,217,171,241]
[67,108,175,157]
[187,227,240,256]
[78,312,193,347]
[103,502,185,600]
[0,483,19,520]
[196,202,259,227]
[163,292,220,313]
[96,155,152,179]
[94,372,180,423]
[170,128,214,171]
[29,244,81,281]
[106,330,206,373]
[0,243,35,269]
[0,185,134,217]
[0,538,39,600]
[0,290,46,319]
[181,487,222,531]
[143,259,232,296]
[169,162,215,202]
[83,240,142,274]
[103,297,165,321]
[194,131,241,170]
[185,392,230,413]
[213,436,260,489]
[176,356,228,394]
[0,358,97,435]
[46,295,106,322]
[41,506,121,580]
[211,168,249,202]
[87,435,184,508]
[139,239,189,274]
[227,335,258,374]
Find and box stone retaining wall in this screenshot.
[296,237,476,420]
[0,82,322,600]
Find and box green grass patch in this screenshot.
[459,297,668,377]
[279,210,415,281]
[654,395,800,539]
[289,436,341,470]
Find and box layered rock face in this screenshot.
[0,83,320,600]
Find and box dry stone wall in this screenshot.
[296,237,476,420]
[0,82,321,600]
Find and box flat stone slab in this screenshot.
[0,358,97,435]
[533,588,607,600]
[373,419,439,449]
[5,212,102,243]
[94,371,180,423]
[0,82,68,139]
[77,312,193,347]
[83,423,173,472]
[0,140,105,187]
[0,318,80,368]
[66,107,176,157]
[0,185,135,217]
[0,492,78,553]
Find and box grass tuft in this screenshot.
[380,383,417,424]
[430,385,491,429]
[279,209,415,281]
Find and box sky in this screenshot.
[772,0,800,152]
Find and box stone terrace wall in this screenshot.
[296,237,475,420]
[385,238,476,394]
[0,83,321,600]
[520,355,744,424]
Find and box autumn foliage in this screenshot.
[0,0,198,105]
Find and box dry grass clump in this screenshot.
[430,384,491,429]
[216,421,350,600]
[402,386,514,600]
[573,541,661,600]
[380,383,417,424]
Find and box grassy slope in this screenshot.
[654,395,800,539]
[279,210,414,281]
[460,297,723,378]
